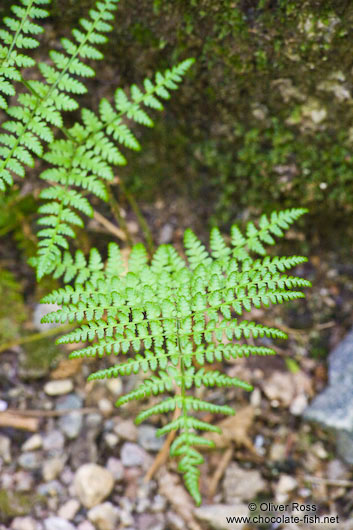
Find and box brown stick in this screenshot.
[6,407,98,418]
[144,406,181,482]
[208,446,233,499]
[303,475,353,488]
[93,209,127,241]
[0,412,39,431]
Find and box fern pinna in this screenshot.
[41,208,311,505]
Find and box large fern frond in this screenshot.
[41,208,311,505]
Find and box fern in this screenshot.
[41,208,311,505]
[0,0,120,191]
[0,0,193,279]
[31,58,194,280]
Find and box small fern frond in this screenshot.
[32,59,193,279]
[41,209,310,505]
[0,0,119,192]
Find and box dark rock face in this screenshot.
[304,328,353,464]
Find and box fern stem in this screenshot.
[6,0,35,62]
[0,322,74,355]
[106,184,133,246]
[116,180,154,253]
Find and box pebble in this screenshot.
[138,425,164,451]
[136,513,165,530]
[44,380,73,396]
[151,494,167,513]
[106,379,123,396]
[43,517,76,530]
[18,452,42,470]
[195,504,249,530]
[77,523,95,530]
[21,434,43,452]
[58,411,82,439]
[42,430,65,452]
[33,303,61,331]
[43,457,65,481]
[275,474,298,502]
[103,433,119,448]
[166,511,185,530]
[158,223,173,244]
[86,413,103,429]
[98,398,114,416]
[113,420,138,442]
[37,480,65,498]
[60,467,74,485]
[262,371,296,407]
[290,394,308,415]
[13,471,34,492]
[121,442,148,467]
[74,463,115,508]
[223,463,266,503]
[56,393,83,410]
[0,434,11,463]
[58,499,80,521]
[11,517,37,530]
[106,458,124,481]
[88,502,120,530]
[269,442,287,461]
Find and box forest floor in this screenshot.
[1,197,353,530]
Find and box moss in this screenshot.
[2,0,353,227]
[0,490,43,521]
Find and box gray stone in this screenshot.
[42,430,65,451]
[194,504,249,530]
[87,502,120,530]
[223,463,266,503]
[18,452,42,470]
[55,393,83,411]
[37,480,65,497]
[113,419,138,442]
[74,463,115,508]
[106,457,124,481]
[304,327,353,463]
[121,442,147,467]
[138,425,164,452]
[58,411,83,439]
[33,304,61,331]
[43,517,75,530]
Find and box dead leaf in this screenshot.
[158,470,203,530]
[204,405,256,451]
[50,357,83,379]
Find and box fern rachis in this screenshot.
[41,208,311,505]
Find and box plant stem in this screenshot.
[107,184,134,246]
[0,323,74,354]
[118,180,155,254]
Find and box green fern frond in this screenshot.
[0,0,119,192]
[41,208,311,505]
[32,59,194,279]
